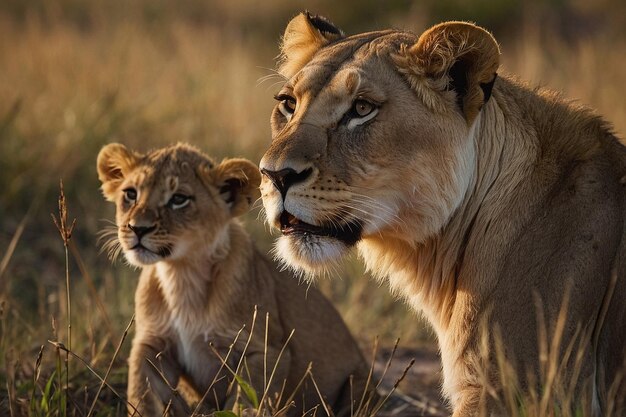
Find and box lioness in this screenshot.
[97,143,373,417]
[259,12,626,416]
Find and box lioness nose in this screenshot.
[128,224,156,239]
[261,167,312,198]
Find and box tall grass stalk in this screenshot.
[370,358,416,416]
[191,325,248,416]
[257,327,295,417]
[0,206,29,284]
[51,316,65,417]
[29,345,44,412]
[87,314,135,417]
[468,289,626,417]
[51,179,76,417]
[48,340,141,416]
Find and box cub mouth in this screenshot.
[130,243,172,258]
[280,211,362,246]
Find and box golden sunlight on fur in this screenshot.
[259,12,626,417]
[97,143,375,417]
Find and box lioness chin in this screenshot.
[97,143,374,417]
[259,12,626,417]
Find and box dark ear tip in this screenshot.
[304,11,343,37]
[480,73,497,103]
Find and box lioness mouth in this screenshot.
[280,211,362,245]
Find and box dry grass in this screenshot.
[0,2,625,416]
[501,28,626,136]
[469,288,626,417]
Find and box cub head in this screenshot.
[97,143,261,267]
[260,14,499,276]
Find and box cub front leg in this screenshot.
[253,348,290,393]
[127,338,191,417]
[225,348,290,413]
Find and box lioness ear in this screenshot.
[208,159,261,217]
[278,11,344,78]
[395,21,500,123]
[97,143,141,202]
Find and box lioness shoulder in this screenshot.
[259,12,626,417]
[97,142,374,417]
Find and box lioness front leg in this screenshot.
[450,388,482,417]
[127,338,191,417]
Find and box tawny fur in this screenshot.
[278,12,344,79]
[260,14,626,417]
[97,143,374,417]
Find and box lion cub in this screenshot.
[97,143,373,417]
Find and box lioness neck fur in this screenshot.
[97,143,374,417]
[259,13,626,416]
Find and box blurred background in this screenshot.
[1,0,625,414]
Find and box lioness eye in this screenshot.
[345,98,379,130]
[123,188,137,204]
[353,99,374,117]
[275,94,296,118]
[168,193,191,210]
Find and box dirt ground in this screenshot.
[375,347,448,417]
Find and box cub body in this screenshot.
[97,143,372,416]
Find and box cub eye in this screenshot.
[123,188,137,204]
[275,94,296,119]
[168,193,192,210]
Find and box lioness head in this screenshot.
[260,13,499,275]
[97,143,260,267]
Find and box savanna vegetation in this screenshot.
[1,0,625,416]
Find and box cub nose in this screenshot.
[128,224,156,239]
[261,167,312,198]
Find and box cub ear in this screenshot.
[394,21,500,124]
[278,11,344,78]
[96,143,141,202]
[205,158,261,218]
